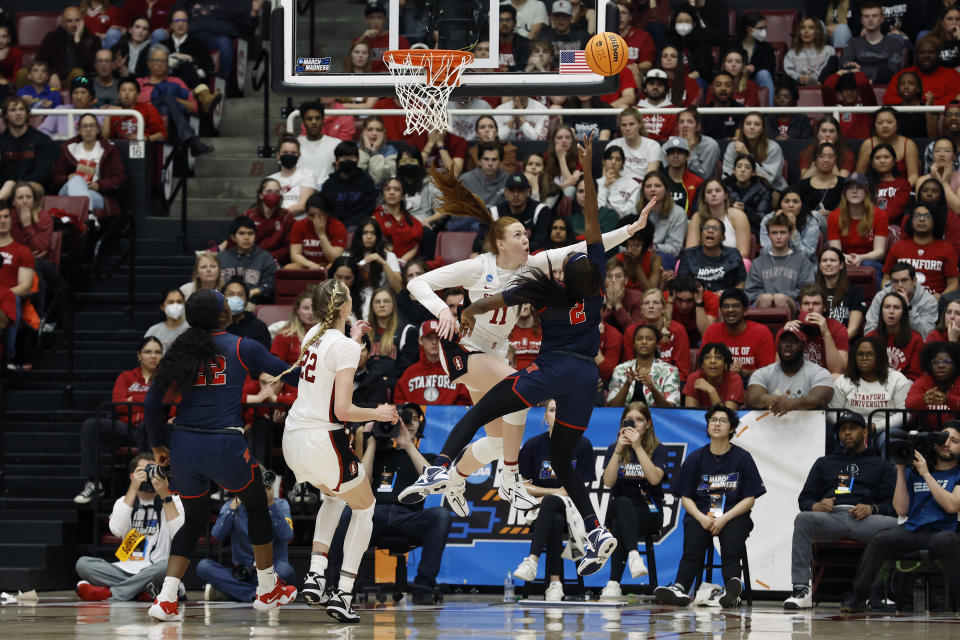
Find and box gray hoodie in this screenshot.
[650,203,688,258]
[744,250,817,303]
[863,283,938,339]
[217,246,277,303]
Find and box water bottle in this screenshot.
[913,577,925,614]
[503,571,515,603]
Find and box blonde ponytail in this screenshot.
[268,279,348,383]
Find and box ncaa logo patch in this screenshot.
[485,274,494,282]
[453,355,464,371]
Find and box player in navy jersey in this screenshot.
[142,289,302,621]
[400,136,658,576]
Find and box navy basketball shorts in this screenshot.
[168,430,259,498]
[507,351,599,431]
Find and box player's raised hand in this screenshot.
[459,306,477,338]
[436,307,459,340]
[630,197,657,233]
[350,319,372,342]
[576,134,595,177]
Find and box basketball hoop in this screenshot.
[383,49,474,135]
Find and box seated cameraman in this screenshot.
[327,404,452,605]
[842,423,960,613]
[197,471,295,601]
[783,411,898,610]
[74,453,184,601]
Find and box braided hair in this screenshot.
[269,279,349,383]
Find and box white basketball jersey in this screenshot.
[285,326,361,433]
[461,252,520,355]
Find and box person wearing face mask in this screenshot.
[222,277,271,349]
[319,140,378,232]
[145,288,190,351]
[269,136,316,220]
[664,6,718,85]
[734,13,776,106]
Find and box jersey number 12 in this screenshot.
[195,355,227,386]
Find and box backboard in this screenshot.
[271,0,620,97]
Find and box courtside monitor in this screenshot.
[271,0,620,97]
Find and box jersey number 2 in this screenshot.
[301,352,318,383]
[490,306,508,325]
[569,302,586,325]
[195,355,227,386]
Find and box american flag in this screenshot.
[559,50,591,74]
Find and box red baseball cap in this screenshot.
[775,325,807,344]
[420,319,440,338]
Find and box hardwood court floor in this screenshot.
[2,593,959,639]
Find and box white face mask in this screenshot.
[751,28,767,42]
[227,296,246,314]
[675,22,693,36]
[164,302,184,320]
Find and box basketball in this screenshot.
[584,32,628,77]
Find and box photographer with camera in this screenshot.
[196,470,295,602]
[783,411,898,609]
[74,453,184,602]
[325,403,452,605]
[841,423,960,613]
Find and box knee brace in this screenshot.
[313,495,347,546]
[503,407,530,427]
[470,436,503,464]
[341,503,375,577]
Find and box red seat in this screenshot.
[728,9,737,38]
[771,42,787,72]
[757,9,798,46]
[15,12,60,49]
[847,265,877,302]
[47,231,62,272]
[434,232,475,264]
[275,269,325,305]
[798,86,824,107]
[41,195,89,236]
[874,86,887,105]
[746,307,791,338]
[255,304,293,327]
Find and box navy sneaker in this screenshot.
[301,571,330,608]
[398,466,450,505]
[577,526,618,576]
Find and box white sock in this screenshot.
[256,566,276,594]
[338,573,356,594]
[309,553,328,576]
[158,576,180,602]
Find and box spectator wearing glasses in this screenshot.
[905,341,960,426]
[52,113,126,212]
[160,9,222,114]
[883,204,959,299]
[654,406,765,609]
[866,262,939,339]
[683,343,744,410]
[137,44,212,157]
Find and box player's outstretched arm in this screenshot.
[460,293,507,337]
[578,135,601,246]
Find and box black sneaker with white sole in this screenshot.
[73,481,104,505]
[301,571,330,608]
[326,589,359,623]
[654,583,692,606]
[718,577,743,608]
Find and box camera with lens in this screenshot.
[262,469,276,488]
[141,463,169,492]
[888,429,950,466]
[372,402,425,441]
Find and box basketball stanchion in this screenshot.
[383,49,475,135]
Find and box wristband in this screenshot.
[695,302,705,307]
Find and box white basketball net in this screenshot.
[384,50,473,135]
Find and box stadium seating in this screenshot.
[434,232,475,265]
[255,304,293,327]
[14,12,59,63]
[757,9,798,46]
[275,269,325,305]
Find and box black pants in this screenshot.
[327,503,452,591]
[529,495,567,579]
[172,61,204,90]
[605,495,663,582]
[674,514,753,591]
[852,525,960,609]
[80,417,145,480]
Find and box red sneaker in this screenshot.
[76,580,111,601]
[252,578,298,610]
[148,598,183,622]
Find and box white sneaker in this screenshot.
[514,556,538,582]
[544,581,564,602]
[783,583,812,609]
[444,484,470,518]
[628,550,648,578]
[600,581,622,600]
[498,464,540,511]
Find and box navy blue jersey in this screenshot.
[674,444,766,518]
[144,331,299,446]
[602,443,669,507]
[503,241,606,357]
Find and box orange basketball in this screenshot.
[584,32,628,77]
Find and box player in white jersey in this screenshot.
[276,279,399,623]
[402,171,650,515]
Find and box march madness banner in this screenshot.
[404,407,824,592]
